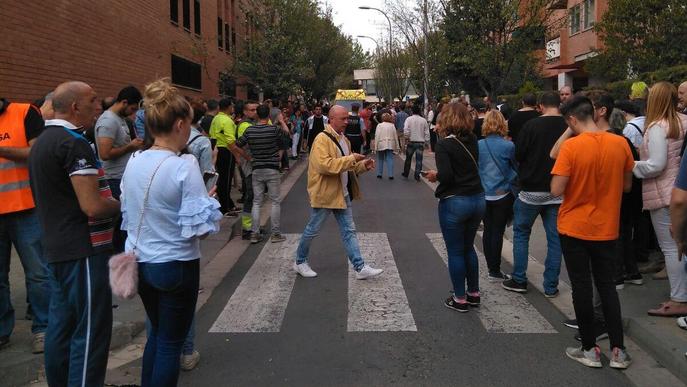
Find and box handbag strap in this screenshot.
[484,138,508,181]
[448,135,478,170]
[132,153,174,250]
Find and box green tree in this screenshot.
[226,0,371,99]
[374,48,414,103]
[440,0,561,99]
[586,0,687,81]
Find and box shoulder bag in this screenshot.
[109,154,173,299]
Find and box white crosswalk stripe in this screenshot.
[426,233,557,334]
[209,234,300,333]
[348,233,417,332]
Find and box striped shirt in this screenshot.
[236,123,287,170]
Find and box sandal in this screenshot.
[648,301,687,317]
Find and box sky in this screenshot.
[325,0,391,54]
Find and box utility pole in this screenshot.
[423,0,429,117]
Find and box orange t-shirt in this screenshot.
[551,131,634,241]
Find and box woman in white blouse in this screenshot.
[120,79,222,387]
[374,112,399,179]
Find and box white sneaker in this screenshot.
[356,264,383,280]
[180,350,200,371]
[294,262,317,277]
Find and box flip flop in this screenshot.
[648,302,687,317]
[678,316,687,330]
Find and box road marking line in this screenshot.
[481,231,576,320]
[426,233,557,334]
[209,234,300,333]
[348,233,418,332]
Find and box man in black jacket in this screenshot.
[502,92,566,297]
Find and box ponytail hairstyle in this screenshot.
[143,78,192,137]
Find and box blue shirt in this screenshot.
[120,150,222,263]
[676,150,687,190]
[395,110,409,130]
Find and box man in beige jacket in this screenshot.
[294,105,383,279]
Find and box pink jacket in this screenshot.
[640,116,687,210]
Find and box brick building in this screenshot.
[542,0,609,91]
[0,0,259,103]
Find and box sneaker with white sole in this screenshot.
[270,233,286,243]
[610,347,632,369]
[356,264,383,280]
[677,316,687,330]
[487,272,511,282]
[31,332,45,354]
[180,350,200,371]
[293,262,317,278]
[566,346,602,368]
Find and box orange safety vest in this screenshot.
[0,103,35,214]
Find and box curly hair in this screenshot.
[436,101,474,137]
[481,110,508,137]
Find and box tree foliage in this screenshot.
[440,0,561,98]
[586,0,687,81]
[227,0,373,99]
[384,1,452,100]
[374,48,414,102]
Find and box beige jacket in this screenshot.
[307,125,369,209]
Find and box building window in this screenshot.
[217,18,223,49]
[583,0,595,29]
[224,23,231,51]
[182,0,191,31]
[193,0,201,35]
[569,4,581,35]
[171,55,202,90]
[170,0,178,24]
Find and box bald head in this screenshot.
[52,82,91,114]
[328,105,349,133]
[51,81,98,128]
[678,81,687,110]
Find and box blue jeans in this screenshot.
[139,259,199,387]
[511,198,562,294]
[296,197,365,271]
[45,253,112,387]
[376,149,394,177]
[403,142,424,179]
[145,316,196,356]
[438,194,485,297]
[0,209,49,337]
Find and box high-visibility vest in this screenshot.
[0,103,35,214]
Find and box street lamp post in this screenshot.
[358,6,392,54]
[359,5,393,103]
[356,35,379,49]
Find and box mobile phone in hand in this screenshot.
[203,171,219,192]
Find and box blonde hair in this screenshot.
[645,82,682,140]
[436,101,474,137]
[482,110,508,137]
[143,78,191,136]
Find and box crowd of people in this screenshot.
[2,75,687,386]
[422,80,687,370]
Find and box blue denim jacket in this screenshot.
[478,135,518,197]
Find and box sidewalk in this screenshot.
[0,184,244,387]
[417,150,687,384]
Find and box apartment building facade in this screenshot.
[0,0,258,103]
[542,0,609,91]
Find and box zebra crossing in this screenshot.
[209,232,558,334]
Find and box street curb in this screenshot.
[624,316,687,384]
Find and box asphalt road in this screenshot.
[181,155,632,387]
